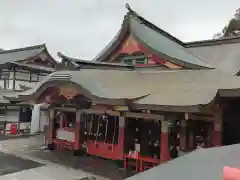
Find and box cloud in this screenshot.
[0,0,239,60]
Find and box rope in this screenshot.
[95,114,103,145]
[89,114,93,136]
[112,116,117,152]
[104,116,109,144]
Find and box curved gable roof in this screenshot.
[11,69,240,112]
[0,44,46,64]
[94,4,211,69]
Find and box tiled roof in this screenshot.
[58,52,134,68]
[0,44,46,64]
[13,68,240,111]
[129,15,211,68]
[186,39,240,75]
[0,88,16,103]
[11,62,55,72]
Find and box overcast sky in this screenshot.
[0,0,239,60]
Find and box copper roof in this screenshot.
[11,62,55,72]
[58,52,134,69]
[0,44,46,64]
[12,69,240,111]
[0,44,60,71]
[186,39,240,75]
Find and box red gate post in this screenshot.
[188,130,195,151]
[47,109,55,149]
[205,123,213,147]
[117,112,125,159]
[212,104,222,147]
[212,119,222,147]
[74,110,81,152]
[160,120,170,163]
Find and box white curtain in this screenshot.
[30,104,44,134]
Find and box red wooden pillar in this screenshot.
[47,109,55,146]
[160,120,170,163]
[188,120,196,151]
[60,114,64,128]
[118,113,125,159]
[179,120,187,151]
[188,130,195,151]
[205,123,213,147]
[212,120,222,147]
[74,110,81,151]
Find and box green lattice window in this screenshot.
[122,55,148,65]
[135,56,148,64]
[122,58,134,65]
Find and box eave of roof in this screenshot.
[129,21,211,69]
[58,52,134,68]
[10,62,55,72]
[185,36,240,48]
[0,44,60,69]
[8,69,240,112]
[93,4,185,62]
[0,44,45,54]
[125,4,184,45]
[0,44,46,64]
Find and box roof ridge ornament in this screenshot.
[124,3,143,24]
[125,3,132,11]
[124,3,134,20]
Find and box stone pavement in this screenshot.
[0,165,90,180]
[0,135,124,180]
[0,134,45,153]
[0,151,42,176]
[27,150,125,180]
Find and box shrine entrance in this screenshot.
[222,99,240,145]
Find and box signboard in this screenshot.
[114,106,129,111]
[59,85,78,100]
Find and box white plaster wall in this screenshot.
[56,130,75,142]
[38,75,46,81]
[39,110,49,132]
[13,71,30,90]
[0,80,4,89]
[15,71,30,80]
[0,110,19,122]
[31,73,38,81]
[15,80,39,90]
[2,71,31,90]
[0,71,47,91]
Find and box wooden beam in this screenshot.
[13,68,16,90]
[53,107,77,112]
[188,114,215,121]
[37,73,40,81]
[29,71,32,83]
[52,107,163,120]
[82,109,120,116]
[126,112,164,120]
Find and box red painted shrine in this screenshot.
[12,4,240,177]
[20,74,233,174]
